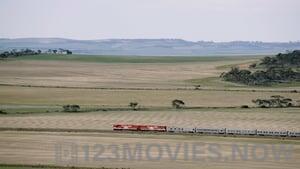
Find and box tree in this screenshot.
[221,51,300,86]
[129,102,139,110]
[261,56,272,65]
[63,104,80,112]
[252,96,293,108]
[0,49,41,58]
[0,110,7,114]
[252,99,269,108]
[249,63,256,68]
[194,85,201,90]
[66,50,72,55]
[172,99,185,109]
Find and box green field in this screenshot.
[0,164,111,169]
[15,54,262,63]
[0,166,46,169]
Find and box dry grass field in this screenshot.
[0,109,299,131]
[0,86,299,107]
[0,55,300,169]
[0,59,228,89]
[1,57,299,91]
[0,131,299,169]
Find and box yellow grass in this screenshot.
[0,60,221,88]
[1,86,299,107]
[0,131,299,169]
[0,58,260,89]
[1,57,300,169]
[0,109,299,131]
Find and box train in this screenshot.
[113,124,167,132]
[113,124,300,137]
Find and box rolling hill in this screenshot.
[1,38,300,56]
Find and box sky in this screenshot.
[0,0,299,42]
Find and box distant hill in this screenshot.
[0,38,300,56]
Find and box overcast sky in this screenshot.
[0,0,299,42]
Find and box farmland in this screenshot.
[0,86,299,107]
[0,54,300,169]
[0,55,259,89]
[0,109,299,131]
[0,131,299,169]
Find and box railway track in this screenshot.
[0,127,299,140]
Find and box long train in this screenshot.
[113,124,300,137]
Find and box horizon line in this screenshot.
[1,37,300,43]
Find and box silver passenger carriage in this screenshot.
[167,126,195,133]
[226,129,257,135]
[195,128,226,134]
[257,130,288,136]
[288,131,300,137]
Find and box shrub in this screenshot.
[252,96,294,108]
[241,105,249,108]
[172,99,185,109]
[249,63,257,68]
[129,102,139,110]
[63,104,80,112]
[0,110,7,114]
[194,85,201,90]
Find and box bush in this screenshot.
[249,63,257,68]
[252,96,294,108]
[194,85,201,90]
[63,105,80,112]
[172,99,185,109]
[260,50,300,68]
[129,102,139,110]
[241,105,249,108]
[0,110,7,114]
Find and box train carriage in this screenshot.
[167,126,182,132]
[113,124,167,132]
[273,131,288,136]
[288,131,300,137]
[226,129,257,135]
[195,128,225,134]
[256,130,287,136]
[167,127,195,133]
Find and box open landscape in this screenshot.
[0,53,300,169]
[1,0,300,169]
[0,131,299,169]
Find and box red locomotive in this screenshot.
[113,124,167,132]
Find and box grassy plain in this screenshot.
[0,131,299,169]
[0,54,300,169]
[0,54,264,89]
[0,86,299,107]
[16,54,259,63]
[0,108,299,131]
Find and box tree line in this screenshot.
[0,49,40,58]
[0,48,72,58]
[221,50,300,85]
[259,50,300,68]
[252,95,294,108]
